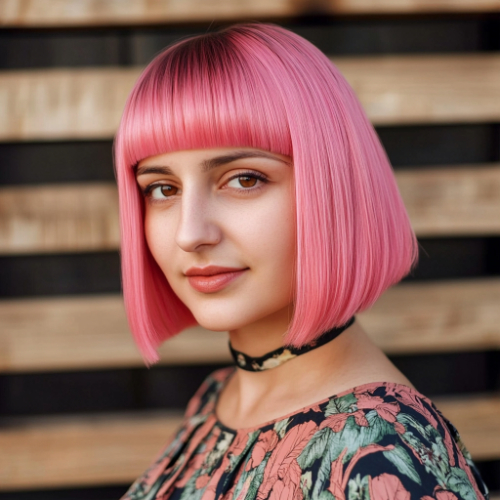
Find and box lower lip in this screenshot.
[187,270,247,293]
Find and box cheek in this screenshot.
[238,189,296,286]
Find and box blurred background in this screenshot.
[0,1,500,498]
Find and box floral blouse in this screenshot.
[122,367,489,500]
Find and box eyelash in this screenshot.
[142,170,269,201]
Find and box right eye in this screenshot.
[149,184,179,199]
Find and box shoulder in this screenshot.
[256,382,488,500]
[183,366,236,419]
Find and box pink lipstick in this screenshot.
[185,266,248,293]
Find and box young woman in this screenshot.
[114,23,489,500]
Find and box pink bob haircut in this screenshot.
[114,23,418,364]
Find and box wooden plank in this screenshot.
[0,411,184,490]
[0,68,140,141]
[2,165,499,255]
[396,164,500,237]
[334,55,500,126]
[0,183,119,254]
[1,0,499,28]
[1,279,499,373]
[358,278,500,355]
[2,54,500,141]
[0,394,498,490]
[0,295,232,372]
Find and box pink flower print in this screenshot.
[231,431,251,456]
[356,392,401,425]
[202,432,251,500]
[329,444,397,500]
[441,425,456,468]
[258,420,318,500]
[267,459,304,500]
[328,448,348,500]
[246,429,280,471]
[195,473,211,489]
[319,410,368,433]
[369,473,411,500]
[385,384,438,429]
[421,490,459,500]
[394,421,406,434]
[435,491,460,500]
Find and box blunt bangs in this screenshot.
[119,32,292,170]
[114,23,418,364]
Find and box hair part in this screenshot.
[114,23,418,364]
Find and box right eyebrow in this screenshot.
[135,150,290,177]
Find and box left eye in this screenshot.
[226,174,263,189]
[227,172,268,191]
[150,184,178,198]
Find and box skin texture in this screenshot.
[137,146,413,430]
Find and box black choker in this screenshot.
[229,317,355,372]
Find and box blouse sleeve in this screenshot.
[336,405,489,500]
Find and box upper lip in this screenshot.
[185,266,247,277]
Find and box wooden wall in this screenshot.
[0,2,499,498]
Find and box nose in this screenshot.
[175,188,222,252]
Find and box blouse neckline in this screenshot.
[211,367,432,435]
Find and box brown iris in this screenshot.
[238,176,257,188]
[160,185,178,196]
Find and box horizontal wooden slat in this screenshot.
[0,183,119,254]
[397,165,500,236]
[2,54,500,141]
[1,279,499,373]
[2,165,499,254]
[359,279,500,354]
[0,394,498,490]
[0,411,184,490]
[0,68,139,141]
[0,295,231,372]
[1,0,499,28]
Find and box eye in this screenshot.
[148,184,179,199]
[226,172,268,190]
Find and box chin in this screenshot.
[190,310,250,333]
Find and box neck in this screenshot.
[217,321,414,430]
[227,303,294,357]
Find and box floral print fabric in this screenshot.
[122,367,489,500]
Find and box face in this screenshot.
[136,147,296,335]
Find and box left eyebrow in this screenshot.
[135,151,290,177]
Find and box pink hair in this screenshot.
[114,23,418,364]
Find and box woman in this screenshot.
[114,23,489,500]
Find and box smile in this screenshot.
[186,269,248,293]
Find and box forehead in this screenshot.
[136,147,292,174]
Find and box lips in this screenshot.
[185,266,248,293]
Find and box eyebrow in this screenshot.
[135,150,290,177]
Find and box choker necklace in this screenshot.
[229,316,355,372]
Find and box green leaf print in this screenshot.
[397,413,453,487]
[332,410,396,463]
[299,410,398,499]
[325,393,357,416]
[397,413,430,440]
[317,491,336,500]
[244,455,268,500]
[126,479,165,500]
[347,473,370,500]
[382,443,422,485]
[298,428,335,469]
[300,471,313,500]
[274,417,291,439]
[447,467,478,500]
[179,474,204,500]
